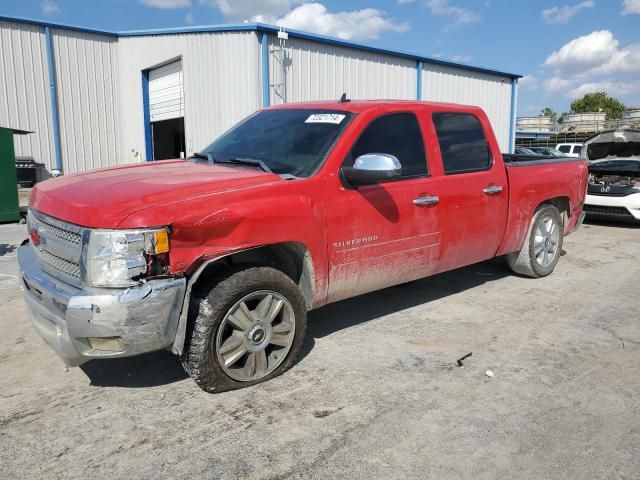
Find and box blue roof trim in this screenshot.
[0,15,521,79]
[118,23,258,37]
[0,14,118,36]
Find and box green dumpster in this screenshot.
[0,127,32,222]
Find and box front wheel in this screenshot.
[181,266,307,393]
[507,204,564,278]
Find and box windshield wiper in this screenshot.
[188,152,214,164]
[216,157,272,173]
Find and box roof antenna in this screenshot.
[338,93,350,104]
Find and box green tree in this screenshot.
[570,92,626,120]
[541,107,558,122]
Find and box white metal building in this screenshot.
[0,16,520,174]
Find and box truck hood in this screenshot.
[31,160,280,228]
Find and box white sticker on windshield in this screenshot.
[305,113,346,124]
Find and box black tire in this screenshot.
[507,204,564,278]
[181,266,307,393]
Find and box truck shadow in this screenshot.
[301,257,510,360]
[80,257,510,388]
[80,350,189,388]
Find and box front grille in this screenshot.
[583,205,633,217]
[29,210,85,285]
[38,249,81,279]
[587,184,636,197]
[39,221,81,244]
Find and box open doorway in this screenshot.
[148,60,185,160]
[152,117,185,160]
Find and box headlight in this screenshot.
[86,228,170,287]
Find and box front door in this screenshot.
[325,111,441,303]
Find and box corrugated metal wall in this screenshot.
[422,63,512,151]
[0,20,55,169]
[268,36,416,104]
[118,31,261,163]
[52,29,120,173]
[0,19,515,172]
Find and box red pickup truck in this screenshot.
[19,100,587,393]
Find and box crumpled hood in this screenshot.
[31,160,280,228]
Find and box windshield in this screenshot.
[200,109,353,177]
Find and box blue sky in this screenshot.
[2,0,639,116]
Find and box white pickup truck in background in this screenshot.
[556,143,583,158]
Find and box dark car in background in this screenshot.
[515,147,538,156]
[528,147,567,157]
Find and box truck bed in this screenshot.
[496,155,588,256]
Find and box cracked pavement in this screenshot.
[0,220,639,479]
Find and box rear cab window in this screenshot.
[432,112,492,174]
[345,112,428,179]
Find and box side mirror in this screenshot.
[340,153,402,187]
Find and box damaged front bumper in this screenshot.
[18,244,186,366]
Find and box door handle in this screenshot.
[413,195,439,206]
[483,185,503,195]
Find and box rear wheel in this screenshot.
[507,205,563,278]
[181,266,307,393]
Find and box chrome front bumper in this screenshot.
[18,244,186,366]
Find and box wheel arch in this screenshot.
[171,242,315,355]
[537,196,570,229]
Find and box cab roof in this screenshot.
[266,100,484,114]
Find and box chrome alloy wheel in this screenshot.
[534,215,560,267]
[215,290,296,382]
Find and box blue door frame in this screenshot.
[141,70,153,161]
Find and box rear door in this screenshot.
[428,111,509,272]
[325,110,441,302]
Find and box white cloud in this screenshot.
[544,30,620,74]
[518,75,538,90]
[451,54,472,63]
[569,81,640,99]
[544,31,640,77]
[541,1,594,24]
[139,0,191,9]
[251,3,409,41]
[185,12,195,23]
[202,0,297,20]
[622,0,640,14]
[540,30,640,104]
[425,0,480,25]
[41,0,60,15]
[203,0,408,41]
[544,76,572,92]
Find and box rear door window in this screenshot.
[558,145,571,153]
[433,113,491,174]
